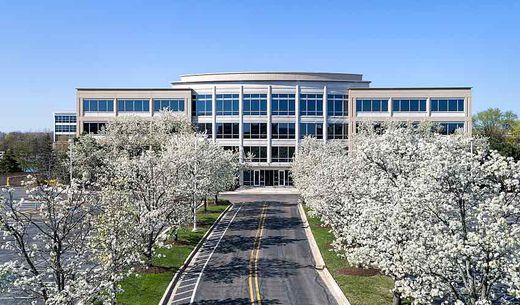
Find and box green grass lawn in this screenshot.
[305,208,394,305]
[117,202,230,305]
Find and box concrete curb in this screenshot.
[297,200,351,305]
[158,204,233,305]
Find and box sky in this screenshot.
[0,0,519,132]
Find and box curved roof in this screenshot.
[174,71,367,84]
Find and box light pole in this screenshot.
[68,138,74,184]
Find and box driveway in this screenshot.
[166,188,338,305]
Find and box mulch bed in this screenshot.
[337,267,381,276]
[134,266,172,274]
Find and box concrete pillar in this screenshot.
[388,97,393,117]
[322,86,328,142]
[113,98,118,117]
[239,85,244,162]
[267,85,272,164]
[211,86,217,142]
[149,98,153,117]
[295,85,300,152]
[426,97,431,117]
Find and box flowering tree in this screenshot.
[103,150,191,266]
[293,122,520,304]
[0,178,102,304]
[163,133,239,231]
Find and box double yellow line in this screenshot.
[248,203,268,305]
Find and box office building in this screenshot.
[73,72,472,186]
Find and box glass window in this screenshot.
[300,123,323,139]
[83,99,114,112]
[216,94,239,115]
[392,99,427,112]
[55,125,77,133]
[300,94,323,116]
[272,123,295,139]
[55,115,77,123]
[243,146,267,162]
[272,94,296,116]
[356,99,389,112]
[117,99,150,112]
[327,123,348,139]
[196,123,212,136]
[243,123,267,139]
[431,99,464,112]
[153,99,185,112]
[327,94,348,116]
[192,94,213,116]
[271,146,296,162]
[215,123,239,139]
[243,94,267,115]
[82,122,106,134]
[437,122,464,135]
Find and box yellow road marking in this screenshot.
[249,203,267,305]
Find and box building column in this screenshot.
[388,97,393,117]
[113,98,118,117]
[295,85,300,152]
[348,92,354,151]
[426,97,431,118]
[322,86,328,143]
[239,85,244,162]
[267,85,272,164]
[149,98,153,117]
[211,86,217,142]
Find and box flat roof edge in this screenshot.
[76,88,191,91]
[179,71,364,77]
[350,87,472,90]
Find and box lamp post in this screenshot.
[68,138,74,184]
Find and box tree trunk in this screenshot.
[393,290,402,305]
[214,194,218,205]
[204,197,207,213]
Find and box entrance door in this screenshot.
[278,170,286,186]
[254,170,261,187]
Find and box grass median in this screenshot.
[117,201,230,305]
[304,207,394,305]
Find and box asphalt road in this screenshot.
[168,192,338,305]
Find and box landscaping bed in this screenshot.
[117,201,230,305]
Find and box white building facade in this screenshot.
[75,72,472,187]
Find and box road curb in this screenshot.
[297,200,351,305]
[158,203,233,305]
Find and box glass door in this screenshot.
[278,170,286,186]
[254,170,261,186]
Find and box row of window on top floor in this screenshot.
[82,96,465,116]
[192,94,349,116]
[193,94,465,116]
[356,98,465,113]
[83,99,185,113]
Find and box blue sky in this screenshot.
[0,0,519,132]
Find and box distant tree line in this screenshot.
[0,131,67,179]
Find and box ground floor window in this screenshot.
[243,169,293,187]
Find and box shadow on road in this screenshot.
[202,257,306,284]
[191,298,282,305]
[215,235,304,254]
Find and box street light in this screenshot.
[68,138,74,184]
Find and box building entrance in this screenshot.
[244,169,293,187]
